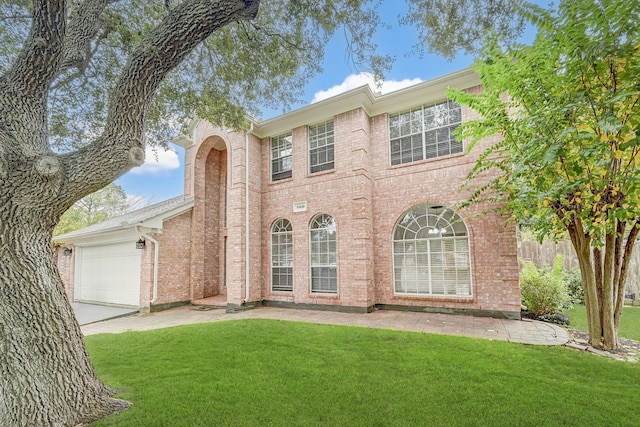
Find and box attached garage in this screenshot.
[54,196,194,310]
[75,242,141,307]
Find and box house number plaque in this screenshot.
[293,201,307,212]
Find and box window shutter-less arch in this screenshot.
[310,214,337,293]
[393,205,471,296]
[271,219,293,291]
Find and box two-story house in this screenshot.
[55,68,521,319]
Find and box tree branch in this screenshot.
[615,220,640,327]
[0,1,69,154]
[61,0,259,202]
[248,21,303,51]
[4,0,67,99]
[56,0,112,78]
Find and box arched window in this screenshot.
[393,204,471,296]
[310,214,337,293]
[271,218,293,291]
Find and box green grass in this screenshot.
[566,305,640,341]
[86,320,640,426]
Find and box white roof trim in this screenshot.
[252,68,480,138]
[53,197,194,244]
[174,68,480,142]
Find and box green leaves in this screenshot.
[402,0,528,59]
[1,0,388,149]
[457,0,640,245]
[54,183,131,236]
[520,255,571,318]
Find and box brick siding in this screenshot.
[58,73,520,318]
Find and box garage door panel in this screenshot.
[77,242,141,307]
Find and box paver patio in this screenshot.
[80,305,569,346]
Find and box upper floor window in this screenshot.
[309,120,335,173]
[310,213,337,293]
[271,132,292,181]
[392,204,471,297]
[389,100,462,166]
[271,218,293,292]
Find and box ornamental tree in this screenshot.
[0,1,385,425]
[449,0,640,350]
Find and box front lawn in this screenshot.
[566,305,640,341]
[87,320,640,426]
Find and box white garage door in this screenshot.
[76,242,141,307]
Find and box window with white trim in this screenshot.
[271,218,293,292]
[310,213,337,293]
[309,120,334,173]
[393,204,471,296]
[271,132,292,181]
[389,100,462,165]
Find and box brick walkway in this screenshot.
[81,305,569,346]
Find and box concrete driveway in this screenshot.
[71,302,138,326]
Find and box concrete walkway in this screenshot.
[81,305,569,346]
[72,302,138,326]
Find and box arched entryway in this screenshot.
[190,136,228,302]
[203,146,227,298]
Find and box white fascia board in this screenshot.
[54,200,194,244]
[368,68,480,116]
[61,228,141,247]
[139,201,194,230]
[53,223,136,243]
[251,68,480,139]
[252,86,377,138]
[172,134,194,148]
[172,118,203,148]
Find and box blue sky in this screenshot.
[116,2,540,207]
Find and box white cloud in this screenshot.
[311,73,423,103]
[129,145,180,175]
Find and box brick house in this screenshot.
[55,68,521,319]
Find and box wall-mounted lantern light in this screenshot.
[136,238,146,249]
[63,247,73,256]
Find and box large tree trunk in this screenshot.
[568,218,638,350]
[601,233,618,349]
[569,224,603,347]
[0,141,127,424]
[0,206,126,425]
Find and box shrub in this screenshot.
[520,255,571,318]
[565,269,584,305]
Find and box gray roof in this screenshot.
[54,195,193,241]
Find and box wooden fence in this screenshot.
[518,239,640,297]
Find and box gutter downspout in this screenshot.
[244,122,254,304]
[136,226,160,305]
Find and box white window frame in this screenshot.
[308,120,335,173]
[392,204,472,297]
[271,218,293,292]
[309,213,337,293]
[271,132,293,181]
[389,99,463,166]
